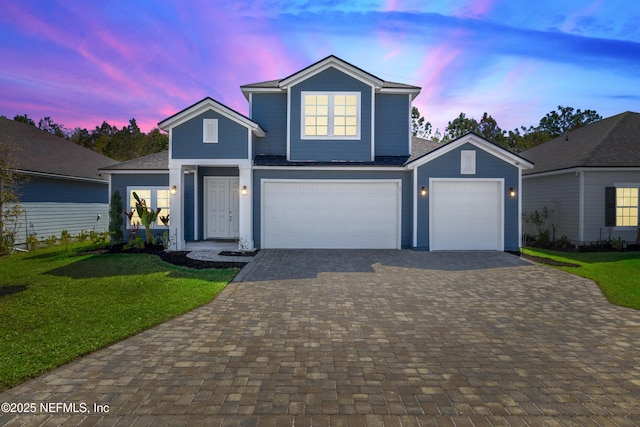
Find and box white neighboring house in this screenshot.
[0,118,116,245]
[521,111,640,245]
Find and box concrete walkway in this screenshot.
[1,250,640,426]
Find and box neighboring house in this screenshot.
[101,56,533,251]
[0,117,115,245]
[521,111,640,244]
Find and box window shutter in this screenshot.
[604,187,616,226]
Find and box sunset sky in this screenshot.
[1,1,639,135]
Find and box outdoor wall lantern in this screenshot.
[241,185,248,196]
[420,186,428,197]
[509,187,516,198]
[170,185,177,195]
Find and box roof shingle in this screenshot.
[0,118,115,181]
[521,111,640,175]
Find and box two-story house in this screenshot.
[101,56,533,251]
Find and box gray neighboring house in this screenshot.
[101,56,533,251]
[0,118,115,245]
[521,111,640,244]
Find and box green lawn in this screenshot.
[522,247,640,309]
[0,243,238,391]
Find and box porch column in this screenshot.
[238,164,254,250]
[169,166,184,250]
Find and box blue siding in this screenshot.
[184,173,195,242]
[20,176,108,203]
[290,68,373,161]
[375,94,410,156]
[110,174,169,240]
[415,143,520,251]
[252,169,412,248]
[252,93,287,156]
[172,111,249,159]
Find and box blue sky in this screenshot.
[1,0,639,134]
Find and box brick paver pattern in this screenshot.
[1,250,639,426]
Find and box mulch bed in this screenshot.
[106,244,247,269]
[521,253,580,268]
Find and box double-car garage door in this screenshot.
[262,180,401,249]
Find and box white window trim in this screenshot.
[301,91,361,140]
[203,118,219,143]
[126,186,171,229]
[613,183,639,228]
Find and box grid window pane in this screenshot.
[616,188,639,226]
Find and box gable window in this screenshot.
[203,118,218,143]
[302,92,360,139]
[127,187,171,228]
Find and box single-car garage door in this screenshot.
[430,180,503,250]
[262,180,401,249]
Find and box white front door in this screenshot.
[205,177,239,239]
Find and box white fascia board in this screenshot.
[280,59,383,90]
[169,158,252,168]
[100,169,168,175]
[252,165,406,172]
[240,86,283,100]
[16,169,108,184]
[379,87,421,99]
[523,166,640,179]
[160,98,265,137]
[406,134,533,170]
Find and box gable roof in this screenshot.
[521,111,640,175]
[241,55,421,99]
[0,117,115,182]
[100,150,168,172]
[158,97,265,137]
[405,132,534,170]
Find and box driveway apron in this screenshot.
[1,250,640,426]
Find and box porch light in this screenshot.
[420,186,427,197]
[509,187,516,198]
[241,185,248,196]
[170,185,177,195]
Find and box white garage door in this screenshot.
[430,180,503,250]
[262,180,401,249]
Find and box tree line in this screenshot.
[4,105,602,161]
[411,105,602,152]
[4,114,168,161]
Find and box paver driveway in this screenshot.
[1,250,640,426]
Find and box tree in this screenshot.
[37,116,67,138]
[13,114,35,126]
[442,113,479,143]
[108,190,124,244]
[476,112,505,144]
[411,107,434,139]
[538,106,602,138]
[0,139,26,253]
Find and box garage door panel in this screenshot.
[430,180,502,251]
[263,181,400,249]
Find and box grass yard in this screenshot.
[522,247,640,309]
[0,243,238,391]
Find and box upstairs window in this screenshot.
[302,92,360,140]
